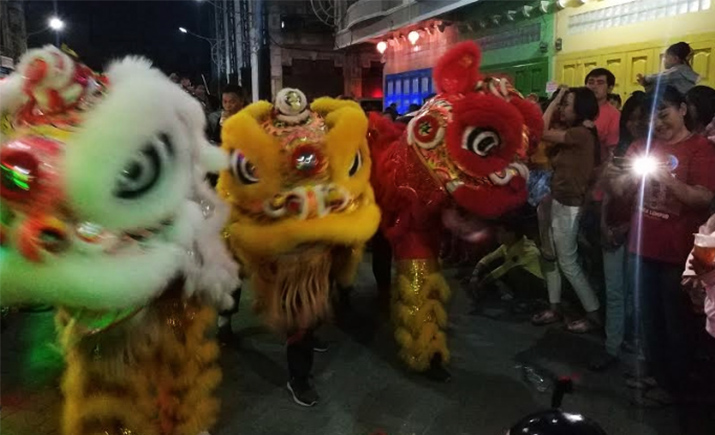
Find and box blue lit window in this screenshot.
[384,68,433,114]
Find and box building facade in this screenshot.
[553,0,714,98]
[0,0,26,76]
[336,0,713,111]
[336,0,557,112]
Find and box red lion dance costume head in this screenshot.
[369,41,542,376]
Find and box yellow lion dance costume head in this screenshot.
[218,88,380,332]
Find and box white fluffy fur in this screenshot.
[14,46,79,111]
[184,173,239,310]
[0,74,26,116]
[1,238,185,309]
[65,58,196,230]
[0,52,239,311]
[15,46,75,89]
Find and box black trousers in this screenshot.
[219,286,243,317]
[372,230,393,291]
[631,255,694,395]
[287,329,314,381]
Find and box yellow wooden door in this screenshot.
[601,52,626,98]
[625,49,656,96]
[652,40,713,89]
[581,56,600,85]
[690,40,714,89]
[555,59,582,87]
[554,33,715,99]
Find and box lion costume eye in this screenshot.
[408,113,445,150]
[115,134,173,199]
[348,151,362,176]
[462,127,500,157]
[231,151,259,184]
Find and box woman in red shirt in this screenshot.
[606,86,715,404]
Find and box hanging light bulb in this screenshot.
[522,5,534,17]
[376,41,387,54]
[506,10,517,21]
[539,0,552,13]
[408,30,420,45]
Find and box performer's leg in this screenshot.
[217,286,242,342]
[371,230,393,308]
[392,258,451,381]
[286,329,319,407]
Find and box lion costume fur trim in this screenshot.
[59,289,220,435]
[392,259,451,372]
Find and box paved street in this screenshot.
[2,258,715,435]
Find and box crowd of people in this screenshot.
[459,41,715,409]
[178,41,715,411]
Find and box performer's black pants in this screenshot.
[219,286,243,317]
[372,230,393,291]
[287,329,314,381]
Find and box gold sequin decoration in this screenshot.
[396,259,441,294]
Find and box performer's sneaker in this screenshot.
[287,378,319,407]
[217,324,236,346]
[312,336,329,353]
[424,354,451,383]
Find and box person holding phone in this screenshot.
[605,86,715,405]
[589,92,647,372]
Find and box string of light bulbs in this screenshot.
[374,0,605,54]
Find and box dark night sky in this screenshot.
[25,0,213,82]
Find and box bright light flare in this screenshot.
[179,27,188,33]
[376,41,387,54]
[408,31,420,45]
[632,156,658,176]
[48,17,64,31]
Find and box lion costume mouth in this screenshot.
[263,183,354,220]
[0,205,175,262]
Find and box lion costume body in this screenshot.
[0,46,239,435]
[217,89,380,335]
[369,42,543,374]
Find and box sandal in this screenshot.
[531,309,562,326]
[625,375,658,390]
[566,318,601,334]
[631,387,675,408]
[588,353,619,372]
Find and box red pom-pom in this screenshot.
[433,41,483,95]
[508,95,544,151]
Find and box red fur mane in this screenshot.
[433,41,483,95]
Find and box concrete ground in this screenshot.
[2,258,715,435]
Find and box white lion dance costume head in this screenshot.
[0,46,239,435]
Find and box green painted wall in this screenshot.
[482,58,550,97]
[478,16,554,68]
[455,1,556,96]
